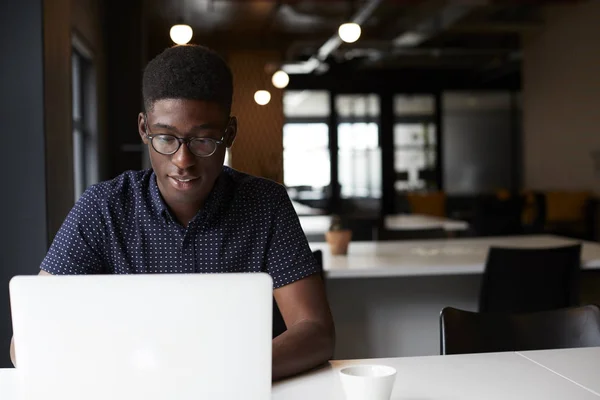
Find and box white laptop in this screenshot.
[9,273,273,400]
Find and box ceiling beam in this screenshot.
[281,0,385,74]
[447,22,543,33]
[358,0,486,69]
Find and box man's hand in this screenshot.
[9,337,16,367]
[272,274,335,381]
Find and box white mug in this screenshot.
[339,364,397,400]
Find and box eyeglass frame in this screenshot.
[143,113,233,158]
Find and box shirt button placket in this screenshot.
[174,222,187,273]
[193,222,200,273]
[181,227,195,274]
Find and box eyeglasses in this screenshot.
[144,116,231,157]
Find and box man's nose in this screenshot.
[171,142,196,170]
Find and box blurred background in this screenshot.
[1,0,600,365]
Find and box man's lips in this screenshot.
[169,176,199,183]
[167,175,201,190]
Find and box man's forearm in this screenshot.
[272,320,334,381]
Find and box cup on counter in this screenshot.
[339,364,397,400]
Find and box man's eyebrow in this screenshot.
[190,123,221,131]
[150,123,220,131]
[151,123,177,131]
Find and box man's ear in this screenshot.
[138,112,149,144]
[225,116,237,148]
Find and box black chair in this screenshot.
[472,195,524,236]
[342,216,379,241]
[479,244,582,314]
[272,250,324,338]
[440,305,600,355]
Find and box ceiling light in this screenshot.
[254,90,271,106]
[271,70,289,89]
[170,24,193,45]
[338,23,361,43]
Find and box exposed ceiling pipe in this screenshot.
[282,0,385,74]
[393,1,484,47]
[359,0,486,68]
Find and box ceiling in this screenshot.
[145,0,583,75]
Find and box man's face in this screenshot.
[138,99,236,210]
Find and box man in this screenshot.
[10,44,335,380]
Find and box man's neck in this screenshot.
[169,201,205,228]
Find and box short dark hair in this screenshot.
[142,44,233,114]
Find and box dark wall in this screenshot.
[105,0,146,177]
[44,0,74,242]
[0,0,49,367]
[443,96,517,195]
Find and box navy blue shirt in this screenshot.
[41,167,318,288]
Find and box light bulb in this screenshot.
[254,90,271,106]
[338,22,361,43]
[170,24,193,45]
[271,70,289,89]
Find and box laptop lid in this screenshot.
[9,273,272,400]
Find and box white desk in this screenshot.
[311,234,600,279]
[0,370,18,399]
[292,201,325,216]
[299,216,332,235]
[310,235,600,359]
[517,347,600,396]
[299,214,468,236]
[384,214,468,232]
[2,349,599,399]
[273,349,600,400]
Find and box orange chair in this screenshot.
[406,191,446,217]
[544,191,591,224]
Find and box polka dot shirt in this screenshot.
[40,167,319,289]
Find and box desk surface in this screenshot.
[384,214,469,231]
[0,370,17,399]
[292,201,325,216]
[273,349,600,400]
[517,347,600,395]
[2,348,599,400]
[299,214,468,235]
[310,234,600,278]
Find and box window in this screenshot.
[72,37,98,200]
[283,91,330,200]
[283,123,330,191]
[394,95,437,191]
[336,94,381,199]
[338,122,380,198]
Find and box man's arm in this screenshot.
[10,270,52,367]
[261,184,335,380]
[272,273,335,381]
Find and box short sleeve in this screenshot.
[40,186,107,275]
[265,188,319,289]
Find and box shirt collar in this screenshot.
[201,167,234,224]
[149,171,169,217]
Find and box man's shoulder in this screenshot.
[83,169,152,204]
[223,166,287,201]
